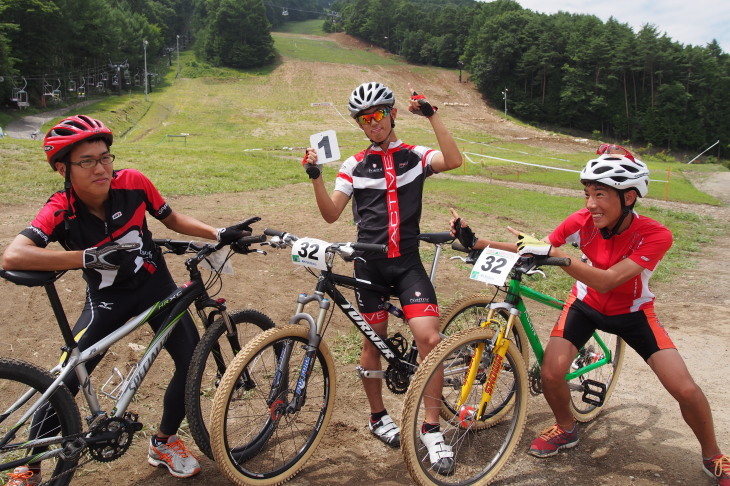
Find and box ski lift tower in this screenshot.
[143,40,149,101]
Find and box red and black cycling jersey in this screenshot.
[334,140,438,258]
[20,168,172,291]
[548,208,673,315]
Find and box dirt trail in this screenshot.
[3,100,95,139]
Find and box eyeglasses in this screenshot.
[69,154,115,169]
[597,144,635,162]
[356,107,391,125]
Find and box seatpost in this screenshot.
[44,282,77,350]
[428,243,443,283]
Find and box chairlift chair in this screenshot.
[68,79,76,92]
[43,79,53,97]
[282,7,289,15]
[52,79,62,100]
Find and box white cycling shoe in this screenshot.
[420,430,455,476]
[369,414,401,448]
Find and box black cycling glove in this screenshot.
[410,92,438,118]
[216,217,261,245]
[454,219,478,250]
[302,151,322,180]
[83,242,141,270]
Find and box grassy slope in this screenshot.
[0,20,726,286]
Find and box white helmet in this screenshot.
[348,82,395,117]
[580,154,650,197]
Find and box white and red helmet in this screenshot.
[43,115,113,169]
[580,154,650,197]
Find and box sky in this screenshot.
[514,0,730,53]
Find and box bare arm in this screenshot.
[548,245,645,293]
[2,234,83,271]
[160,210,218,240]
[303,148,350,223]
[407,84,462,173]
[424,113,463,173]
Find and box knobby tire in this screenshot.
[0,358,81,486]
[401,327,528,486]
[185,309,275,459]
[210,325,336,486]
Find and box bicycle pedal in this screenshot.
[60,437,87,461]
[581,379,607,406]
[356,365,384,379]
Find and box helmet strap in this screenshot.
[60,162,75,231]
[599,190,632,239]
[368,123,395,151]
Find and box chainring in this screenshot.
[384,365,410,395]
[87,414,141,462]
[528,362,543,396]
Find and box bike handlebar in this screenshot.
[263,229,387,256]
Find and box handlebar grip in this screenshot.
[351,242,387,253]
[451,241,469,253]
[541,256,572,267]
[236,234,266,245]
[264,228,286,237]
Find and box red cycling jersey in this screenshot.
[548,208,673,315]
[20,168,172,291]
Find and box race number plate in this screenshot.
[470,247,519,287]
[291,237,329,270]
[309,130,341,164]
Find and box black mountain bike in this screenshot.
[209,228,456,486]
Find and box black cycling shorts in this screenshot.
[353,252,439,323]
[552,294,675,361]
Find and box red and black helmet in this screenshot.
[43,115,113,170]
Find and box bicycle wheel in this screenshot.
[401,327,528,486]
[210,325,336,486]
[439,296,528,428]
[569,332,625,422]
[0,358,82,486]
[439,293,529,364]
[185,309,275,459]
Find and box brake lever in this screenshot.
[525,268,546,278]
[449,256,467,262]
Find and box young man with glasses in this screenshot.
[2,115,252,484]
[302,82,462,474]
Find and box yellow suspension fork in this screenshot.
[457,308,515,418]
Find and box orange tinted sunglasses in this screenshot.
[356,107,391,125]
[597,144,635,162]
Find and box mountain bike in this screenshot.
[400,252,625,486]
[0,226,274,485]
[209,229,456,486]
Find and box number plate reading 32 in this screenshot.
[470,247,519,287]
[291,238,329,270]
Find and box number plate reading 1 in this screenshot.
[291,238,329,270]
[309,130,341,164]
[470,247,519,287]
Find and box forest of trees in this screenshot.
[1,0,728,157]
[331,0,730,155]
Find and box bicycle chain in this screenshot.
[528,362,543,396]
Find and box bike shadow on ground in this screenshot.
[493,402,712,485]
